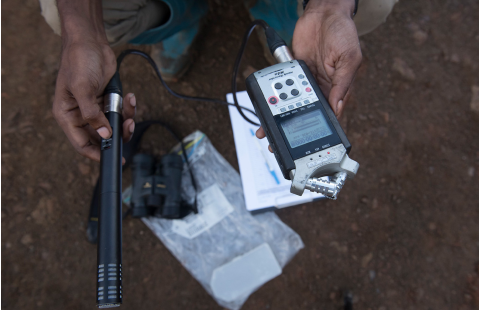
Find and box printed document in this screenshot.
[227,91,326,212]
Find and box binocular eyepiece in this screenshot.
[130,153,192,219]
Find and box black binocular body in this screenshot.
[130,153,191,219]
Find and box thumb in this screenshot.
[328,50,362,117]
[73,85,112,139]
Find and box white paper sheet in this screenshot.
[227,91,326,212]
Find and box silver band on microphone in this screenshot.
[104,93,123,114]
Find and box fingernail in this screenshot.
[129,121,135,133]
[122,157,126,165]
[97,127,110,139]
[337,100,343,115]
[130,94,136,107]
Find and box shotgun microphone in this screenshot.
[96,72,123,308]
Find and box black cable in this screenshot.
[116,49,258,121]
[114,20,285,218]
[116,20,276,126]
[231,20,269,126]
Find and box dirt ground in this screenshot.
[1,0,479,309]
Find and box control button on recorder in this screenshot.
[274,83,283,89]
[279,93,288,100]
[280,108,286,112]
[305,87,312,92]
[268,96,279,104]
[296,103,302,107]
[302,81,308,86]
[298,74,305,79]
[291,89,299,96]
[288,105,294,109]
[286,79,294,86]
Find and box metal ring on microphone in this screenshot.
[104,93,123,114]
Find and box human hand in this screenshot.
[292,0,362,117]
[53,37,136,162]
[256,0,362,151]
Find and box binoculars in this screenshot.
[130,153,193,219]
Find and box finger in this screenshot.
[255,127,266,139]
[122,119,135,143]
[122,93,136,121]
[70,81,112,139]
[268,145,273,153]
[336,86,353,119]
[328,49,362,117]
[55,107,102,162]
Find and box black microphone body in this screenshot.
[97,72,123,308]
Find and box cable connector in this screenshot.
[104,71,123,97]
[263,24,294,63]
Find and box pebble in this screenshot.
[38,182,52,190]
[381,112,389,123]
[468,167,475,177]
[361,252,373,268]
[20,234,33,245]
[392,58,416,81]
[450,54,461,63]
[330,241,348,253]
[413,30,428,45]
[67,172,75,184]
[329,291,336,300]
[41,251,49,260]
[369,270,376,280]
[26,187,34,196]
[31,197,55,225]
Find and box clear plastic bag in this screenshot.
[123,131,304,310]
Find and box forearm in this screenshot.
[57,0,107,44]
[305,0,356,17]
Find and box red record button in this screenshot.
[305,87,312,92]
[268,96,279,105]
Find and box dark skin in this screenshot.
[53,0,134,163]
[53,0,361,159]
[256,0,362,152]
